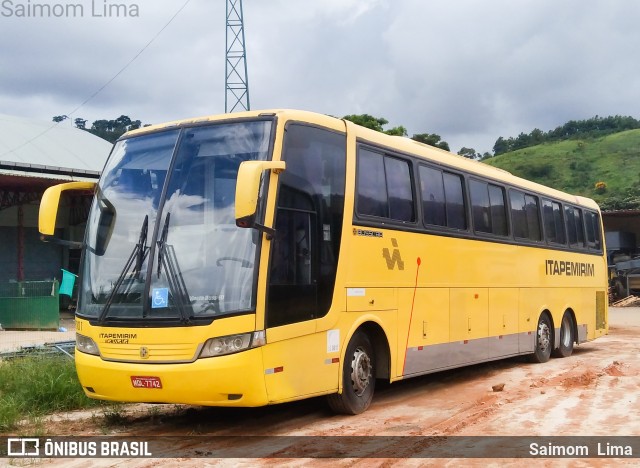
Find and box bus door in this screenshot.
[261,123,346,402]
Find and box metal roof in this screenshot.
[0,114,111,178]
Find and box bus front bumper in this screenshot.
[75,348,269,407]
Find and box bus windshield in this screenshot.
[79,120,273,322]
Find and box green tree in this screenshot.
[88,115,144,143]
[385,125,407,136]
[458,147,479,159]
[342,114,388,132]
[493,136,509,155]
[411,133,450,151]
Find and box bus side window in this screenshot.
[510,191,541,241]
[419,166,466,230]
[385,156,415,222]
[357,149,388,217]
[584,211,602,251]
[419,165,446,226]
[356,149,415,223]
[543,199,566,245]
[443,172,467,230]
[566,206,585,248]
[470,179,507,236]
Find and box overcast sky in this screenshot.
[1,0,639,154]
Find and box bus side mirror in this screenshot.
[39,181,96,246]
[235,160,286,233]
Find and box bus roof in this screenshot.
[123,109,600,212]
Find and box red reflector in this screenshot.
[274,366,284,373]
[331,358,339,363]
[463,340,469,344]
[417,346,424,351]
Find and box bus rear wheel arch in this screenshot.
[531,312,554,363]
[552,310,576,358]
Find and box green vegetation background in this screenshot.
[484,129,640,211]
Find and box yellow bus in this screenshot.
[39,109,608,414]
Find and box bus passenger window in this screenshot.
[524,195,542,241]
[565,206,585,248]
[419,167,466,230]
[510,191,541,241]
[584,211,602,251]
[419,165,446,226]
[510,191,528,239]
[470,180,507,236]
[356,148,414,223]
[357,150,388,217]
[488,184,507,236]
[386,157,415,222]
[543,200,566,245]
[443,172,466,230]
[470,180,491,233]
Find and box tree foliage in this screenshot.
[457,147,481,159]
[54,114,144,143]
[493,115,640,155]
[343,114,449,150]
[342,114,388,132]
[412,133,450,151]
[89,115,142,143]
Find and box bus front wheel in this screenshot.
[327,331,376,415]
[531,314,553,363]
[552,312,574,358]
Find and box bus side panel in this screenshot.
[488,288,520,358]
[449,288,489,367]
[400,288,450,377]
[263,323,339,403]
[518,289,538,353]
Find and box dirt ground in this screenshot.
[2,307,640,466]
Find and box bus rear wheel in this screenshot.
[552,312,574,358]
[531,314,553,363]
[327,331,376,415]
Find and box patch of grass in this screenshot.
[0,355,103,433]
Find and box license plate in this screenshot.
[130,376,162,389]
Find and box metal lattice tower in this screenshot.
[225,0,250,113]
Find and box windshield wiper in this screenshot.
[154,213,193,323]
[98,215,149,324]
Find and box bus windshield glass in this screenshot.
[78,120,273,322]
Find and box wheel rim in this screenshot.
[350,346,372,396]
[561,315,572,348]
[537,320,551,353]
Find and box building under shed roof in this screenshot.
[0,114,111,285]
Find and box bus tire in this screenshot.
[552,312,574,358]
[327,331,376,415]
[531,313,553,363]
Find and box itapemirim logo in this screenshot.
[1,0,140,18]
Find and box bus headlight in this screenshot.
[199,330,266,358]
[76,333,100,356]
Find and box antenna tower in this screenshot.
[225,0,250,112]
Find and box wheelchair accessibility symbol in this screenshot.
[151,288,169,308]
